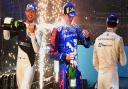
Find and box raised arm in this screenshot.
[76,26,91,48]
[28,23,40,53]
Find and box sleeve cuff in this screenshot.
[86,36,90,40]
[30,33,36,41]
[62,54,66,60]
[59,53,66,61]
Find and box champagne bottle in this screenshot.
[68,60,76,88]
[2,17,26,32]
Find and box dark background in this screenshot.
[0,0,128,88]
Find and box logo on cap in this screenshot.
[64,2,77,17]
[26,2,37,12]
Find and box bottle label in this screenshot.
[70,78,76,87]
[4,17,13,24]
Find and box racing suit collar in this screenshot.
[64,23,75,27]
[106,27,117,33]
[63,24,72,28]
[25,21,36,25]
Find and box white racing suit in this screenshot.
[3,22,39,89]
[93,29,127,89]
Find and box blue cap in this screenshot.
[26,2,37,12]
[106,14,119,24]
[63,2,77,17]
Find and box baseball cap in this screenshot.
[106,14,119,24]
[26,2,37,12]
[63,2,77,17]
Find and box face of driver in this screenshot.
[25,3,37,23]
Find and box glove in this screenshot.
[82,29,90,39]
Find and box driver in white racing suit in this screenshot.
[3,2,39,89]
[93,14,127,89]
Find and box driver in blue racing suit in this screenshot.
[50,2,91,89]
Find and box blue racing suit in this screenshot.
[50,24,91,89]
